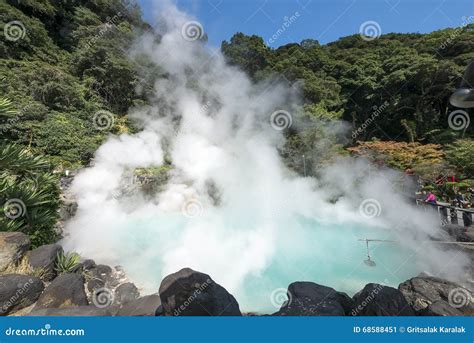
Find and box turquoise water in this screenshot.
[103,212,420,314]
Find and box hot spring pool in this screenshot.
[80,211,421,314]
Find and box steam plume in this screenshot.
[62,2,470,312]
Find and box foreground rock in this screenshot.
[418,300,464,316]
[34,273,88,309]
[273,282,353,316]
[29,306,112,316]
[115,282,140,306]
[399,276,474,316]
[27,244,63,281]
[0,275,44,315]
[117,295,161,316]
[159,268,241,316]
[351,283,415,316]
[86,264,123,292]
[444,224,474,243]
[0,232,30,271]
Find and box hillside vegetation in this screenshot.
[1,0,473,244]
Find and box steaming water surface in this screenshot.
[62,1,468,314]
[100,212,419,313]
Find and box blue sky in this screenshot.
[137,0,474,48]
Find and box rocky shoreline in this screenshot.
[1,231,473,317]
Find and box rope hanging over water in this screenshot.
[359,238,474,267]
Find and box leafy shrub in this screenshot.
[445,139,474,179]
[55,251,80,274]
[0,140,60,247]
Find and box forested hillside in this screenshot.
[1,0,149,168]
[2,0,473,168]
[222,29,474,143]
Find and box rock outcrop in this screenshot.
[273,282,353,316]
[34,273,88,309]
[159,268,241,316]
[114,282,140,306]
[27,244,63,281]
[29,306,112,316]
[0,232,30,271]
[351,283,415,316]
[399,276,473,316]
[0,274,44,315]
[116,294,161,316]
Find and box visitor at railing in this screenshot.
[424,191,437,205]
[453,191,467,208]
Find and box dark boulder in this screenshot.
[86,264,116,292]
[29,305,112,316]
[115,282,139,306]
[82,259,96,270]
[351,283,415,316]
[0,274,44,315]
[443,224,468,241]
[0,232,30,271]
[419,300,464,316]
[458,227,474,243]
[273,282,352,316]
[159,268,241,316]
[399,276,474,315]
[34,273,87,309]
[336,292,354,316]
[27,244,63,281]
[116,294,161,316]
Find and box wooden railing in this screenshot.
[416,199,474,227]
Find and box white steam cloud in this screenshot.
[62,2,470,312]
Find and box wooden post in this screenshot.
[462,211,472,227]
[450,207,458,224]
[440,206,448,225]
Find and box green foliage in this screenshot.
[221,33,270,77]
[0,141,60,247]
[1,0,146,168]
[222,29,474,144]
[445,139,474,178]
[2,0,473,188]
[55,250,80,274]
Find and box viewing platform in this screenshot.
[416,199,474,228]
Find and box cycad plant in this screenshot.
[55,251,81,274]
[1,99,61,246]
[0,143,61,246]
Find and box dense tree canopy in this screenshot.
[1,0,473,244]
[1,0,148,168]
[222,28,474,144]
